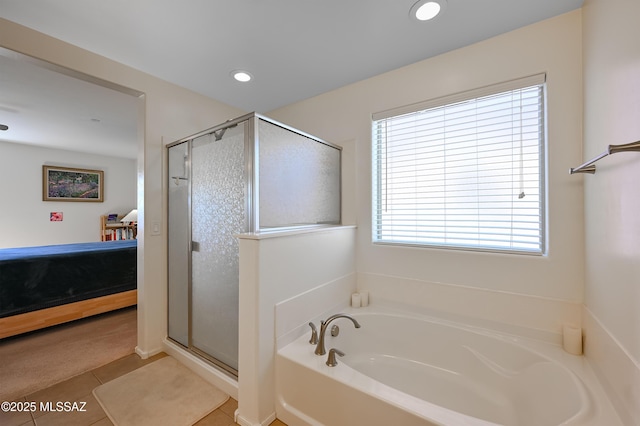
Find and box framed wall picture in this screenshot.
[43,165,104,202]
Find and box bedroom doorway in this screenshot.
[0,47,145,387]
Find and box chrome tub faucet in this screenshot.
[314,313,361,356]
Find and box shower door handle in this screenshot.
[191,241,200,252]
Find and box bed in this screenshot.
[0,240,137,339]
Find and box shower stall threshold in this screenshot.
[162,337,239,400]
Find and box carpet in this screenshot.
[0,307,137,401]
[93,356,228,426]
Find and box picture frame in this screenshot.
[43,165,104,202]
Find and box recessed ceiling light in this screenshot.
[231,70,253,82]
[410,0,446,21]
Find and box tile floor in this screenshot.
[1,352,286,426]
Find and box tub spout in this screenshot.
[314,313,361,356]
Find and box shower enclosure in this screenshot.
[167,113,341,375]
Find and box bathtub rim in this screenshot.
[277,303,623,426]
[338,310,594,425]
[279,336,505,426]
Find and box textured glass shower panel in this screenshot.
[167,142,190,347]
[190,126,246,371]
[258,119,341,228]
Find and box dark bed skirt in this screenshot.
[0,240,137,319]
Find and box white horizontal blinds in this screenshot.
[373,75,545,254]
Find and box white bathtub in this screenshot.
[276,306,621,426]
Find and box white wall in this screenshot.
[238,227,356,426]
[0,141,136,248]
[582,0,640,422]
[269,11,584,337]
[0,18,246,356]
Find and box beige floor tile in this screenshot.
[0,397,35,426]
[10,345,285,426]
[91,352,166,384]
[0,411,33,426]
[88,416,114,425]
[193,408,236,426]
[27,372,101,419]
[218,398,238,418]
[31,393,106,426]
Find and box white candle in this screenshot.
[360,291,369,307]
[351,293,361,308]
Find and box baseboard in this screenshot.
[583,306,639,424]
[134,345,163,360]
[235,411,276,426]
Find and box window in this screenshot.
[372,74,546,254]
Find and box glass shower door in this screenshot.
[190,124,246,373]
[167,142,190,347]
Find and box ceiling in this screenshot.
[0,0,583,159]
[0,49,140,159]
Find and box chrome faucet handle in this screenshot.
[326,348,345,367]
[308,322,318,345]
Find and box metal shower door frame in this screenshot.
[166,112,342,377]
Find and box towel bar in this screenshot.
[570,140,640,174]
